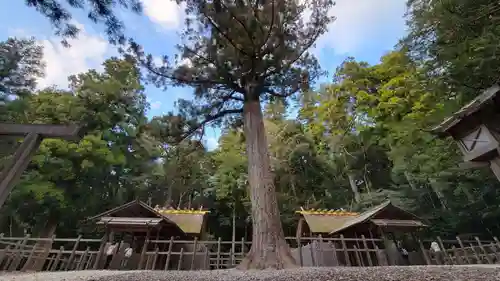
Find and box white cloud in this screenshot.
[177,58,193,68]
[317,0,407,55]
[141,0,184,30]
[37,23,114,89]
[205,137,219,151]
[150,101,162,109]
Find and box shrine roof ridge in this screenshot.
[296,208,359,216]
[154,207,210,215]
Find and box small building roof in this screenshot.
[432,84,500,135]
[88,200,193,235]
[328,200,426,235]
[296,209,360,234]
[154,207,210,235]
[296,201,426,235]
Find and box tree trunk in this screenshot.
[236,99,297,270]
[347,173,361,203]
[404,171,417,190]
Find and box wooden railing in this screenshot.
[0,233,499,272]
[419,236,500,265]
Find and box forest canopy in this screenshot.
[2,0,500,263]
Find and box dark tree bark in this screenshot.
[237,98,297,269]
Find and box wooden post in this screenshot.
[231,208,236,266]
[139,229,151,270]
[469,242,481,264]
[418,239,431,265]
[353,245,362,266]
[309,237,316,266]
[451,246,463,265]
[475,237,493,264]
[8,234,30,271]
[296,218,304,266]
[190,237,198,270]
[296,236,303,266]
[164,237,174,271]
[340,234,350,266]
[3,239,21,270]
[361,235,373,266]
[151,247,159,270]
[64,235,82,271]
[0,245,12,268]
[93,229,108,270]
[216,237,221,269]
[318,235,324,266]
[456,236,472,264]
[327,241,339,266]
[84,249,94,270]
[77,247,90,270]
[240,237,245,261]
[204,246,210,270]
[374,245,388,266]
[493,237,500,262]
[35,234,56,271]
[21,240,38,272]
[50,246,64,271]
[437,237,451,264]
[177,248,184,271]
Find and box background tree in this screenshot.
[130,0,334,269]
[0,37,44,102]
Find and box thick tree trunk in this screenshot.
[237,100,297,270]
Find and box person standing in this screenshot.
[121,244,133,269]
[105,241,117,269]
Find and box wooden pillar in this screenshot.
[0,124,82,209]
[380,228,398,265]
[139,227,151,269]
[0,133,41,207]
[296,218,304,266]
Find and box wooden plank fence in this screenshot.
[419,236,500,265]
[0,234,499,272]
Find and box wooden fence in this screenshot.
[0,234,499,272]
[419,236,500,265]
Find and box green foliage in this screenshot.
[0,37,44,102]
[24,0,142,45]
[4,0,500,243]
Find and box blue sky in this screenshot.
[0,0,408,149]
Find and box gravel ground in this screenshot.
[1,266,500,281]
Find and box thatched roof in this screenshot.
[328,201,425,235]
[297,201,426,235]
[88,200,210,235]
[432,84,500,135]
[154,208,209,234]
[296,209,359,234]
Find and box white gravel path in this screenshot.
[1,266,500,281]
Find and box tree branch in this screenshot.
[200,5,250,57]
[142,60,227,87]
[183,46,245,93]
[264,84,301,98]
[181,108,243,142]
[220,1,256,50]
[260,0,275,54]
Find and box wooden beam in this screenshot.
[0,123,83,140]
[0,133,42,207]
[0,123,84,209]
